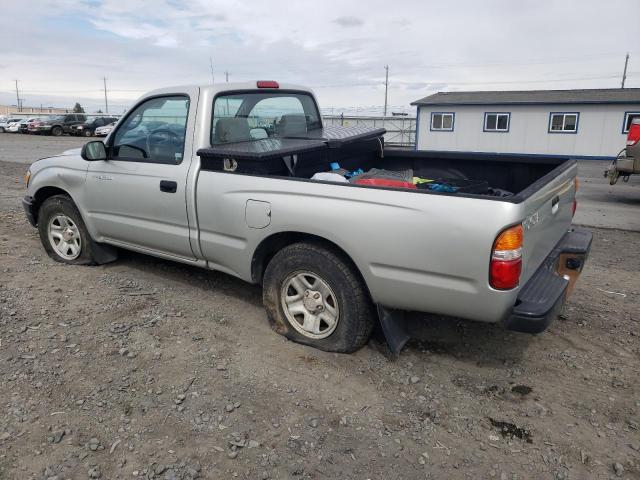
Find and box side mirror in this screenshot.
[81,141,107,161]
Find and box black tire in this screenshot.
[37,195,97,265]
[83,128,93,137]
[0,127,5,133]
[262,242,375,353]
[51,126,63,136]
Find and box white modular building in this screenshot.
[412,88,640,159]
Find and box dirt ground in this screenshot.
[0,152,639,479]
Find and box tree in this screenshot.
[95,109,103,114]
[73,102,85,113]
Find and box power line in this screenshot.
[209,57,215,84]
[310,73,629,89]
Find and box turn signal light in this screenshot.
[490,224,523,290]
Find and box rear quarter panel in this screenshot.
[196,173,525,322]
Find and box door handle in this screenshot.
[160,180,177,193]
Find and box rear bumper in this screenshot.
[23,195,37,227]
[504,228,592,334]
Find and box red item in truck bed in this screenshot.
[353,178,417,189]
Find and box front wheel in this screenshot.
[262,242,375,353]
[51,126,63,136]
[82,129,93,137]
[37,195,98,265]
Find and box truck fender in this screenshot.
[252,231,409,354]
[30,186,118,265]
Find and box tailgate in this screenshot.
[519,161,577,285]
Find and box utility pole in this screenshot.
[15,80,21,112]
[103,77,109,113]
[621,52,630,88]
[383,65,389,117]
[209,57,215,84]
[225,71,230,82]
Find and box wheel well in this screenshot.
[32,187,71,224]
[251,232,368,290]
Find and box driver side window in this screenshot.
[111,95,189,164]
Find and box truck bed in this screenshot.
[200,142,573,201]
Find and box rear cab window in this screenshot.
[211,91,321,145]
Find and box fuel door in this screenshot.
[245,200,271,229]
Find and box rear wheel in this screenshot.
[263,242,374,353]
[38,195,98,265]
[51,126,63,136]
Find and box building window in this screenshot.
[623,112,640,133]
[484,112,510,132]
[549,112,579,133]
[430,112,454,131]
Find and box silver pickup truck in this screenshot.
[22,81,592,353]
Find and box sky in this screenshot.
[1,0,639,115]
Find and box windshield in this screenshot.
[49,115,65,121]
[211,91,321,144]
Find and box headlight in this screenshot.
[77,126,83,129]
[24,169,31,187]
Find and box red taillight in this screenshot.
[627,122,640,147]
[257,80,279,89]
[490,224,523,290]
[490,258,522,290]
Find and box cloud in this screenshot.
[333,16,364,27]
[0,0,638,114]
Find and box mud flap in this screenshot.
[376,305,410,356]
[90,239,118,265]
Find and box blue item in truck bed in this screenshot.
[425,183,458,193]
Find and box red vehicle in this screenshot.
[28,119,46,134]
[606,118,640,184]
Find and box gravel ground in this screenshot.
[0,133,93,165]
[574,161,640,232]
[0,141,639,479]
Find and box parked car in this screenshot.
[7,119,23,133]
[94,121,117,137]
[19,118,42,134]
[70,116,118,137]
[605,118,640,184]
[0,117,22,133]
[28,118,48,134]
[22,81,592,354]
[35,113,87,136]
